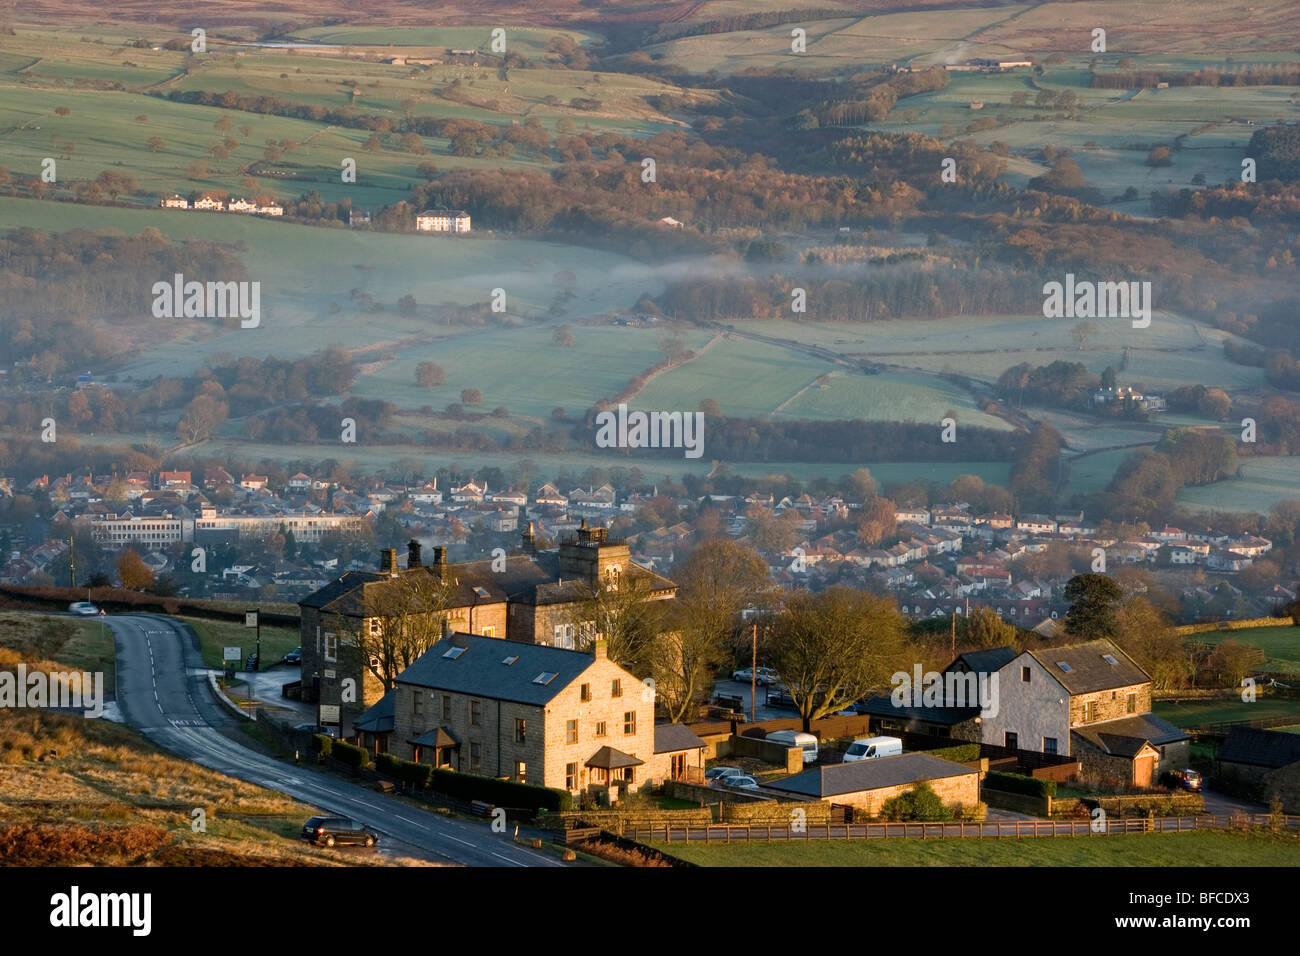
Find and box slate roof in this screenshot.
[395,633,600,706]
[586,746,644,770]
[1027,639,1149,695]
[653,723,706,754]
[946,646,1018,675]
[1217,727,1300,769]
[1072,713,1188,757]
[858,694,980,725]
[354,690,395,734]
[762,752,976,799]
[410,727,459,748]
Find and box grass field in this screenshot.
[0,612,116,695]
[1177,457,1300,514]
[1189,624,1300,677]
[181,616,301,670]
[1154,696,1300,728]
[654,829,1300,866]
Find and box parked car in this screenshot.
[731,666,779,686]
[282,646,302,664]
[1178,769,1203,792]
[68,602,99,616]
[719,775,761,791]
[705,766,745,781]
[294,723,339,738]
[301,815,379,848]
[843,736,903,762]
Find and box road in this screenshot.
[108,612,565,867]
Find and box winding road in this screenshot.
[108,612,565,867]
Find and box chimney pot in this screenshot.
[433,545,446,565]
[593,636,607,659]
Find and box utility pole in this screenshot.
[951,610,956,658]
[750,621,758,724]
[68,536,75,588]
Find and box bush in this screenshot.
[983,770,1056,799]
[332,740,370,769]
[429,767,571,811]
[880,783,953,822]
[928,743,981,763]
[310,734,332,759]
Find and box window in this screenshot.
[553,624,575,649]
[502,655,518,666]
[566,719,578,744]
[413,693,424,717]
[1126,693,1137,714]
[481,626,496,637]
[1085,700,1098,722]
[515,718,526,744]
[1005,731,1018,750]
[1021,666,1031,683]
[622,767,635,782]
[1044,737,1058,754]
[324,632,338,663]
[469,742,481,772]
[533,672,559,685]
[580,683,590,702]
[1102,654,1118,665]
[441,695,452,720]
[368,618,381,636]
[565,762,578,790]
[1056,661,1073,673]
[595,721,607,737]
[470,700,482,726]
[612,679,623,698]
[623,711,636,735]
[443,646,466,659]
[514,760,527,784]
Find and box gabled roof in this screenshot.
[946,646,1018,675]
[586,746,644,770]
[1026,639,1149,695]
[1071,713,1188,757]
[1217,727,1300,769]
[396,633,611,706]
[653,723,705,754]
[763,753,975,799]
[355,689,396,734]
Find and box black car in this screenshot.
[283,646,302,665]
[301,815,379,848]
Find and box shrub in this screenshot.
[310,734,332,759]
[881,783,953,822]
[331,740,370,769]
[983,770,1056,798]
[429,767,571,811]
[928,743,981,763]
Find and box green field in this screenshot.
[1154,695,1300,729]
[1178,458,1300,514]
[182,616,300,670]
[1190,624,1300,677]
[654,829,1300,866]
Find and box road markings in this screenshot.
[491,851,526,866]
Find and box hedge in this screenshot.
[927,743,981,764]
[372,753,571,811]
[311,734,332,759]
[983,770,1056,799]
[1174,617,1293,636]
[332,740,370,769]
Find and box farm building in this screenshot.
[761,752,981,815]
[416,209,471,233]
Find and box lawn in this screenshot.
[181,616,301,669]
[654,829,1300,866]
[1191,624,1300,676]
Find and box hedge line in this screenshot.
[1175,617,1293,636]
[332,740,370,769]
[374,752,572,811]
[927,743,981,763]
[537,808,712,829]
[983,770,1057,799]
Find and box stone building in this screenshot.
[762,753,981,816]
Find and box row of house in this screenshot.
[159,194,284,215]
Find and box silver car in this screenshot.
[720,775,761,791]
[705,766,745,781]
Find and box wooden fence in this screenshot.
[630,813,1300,843]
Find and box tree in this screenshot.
[1206,639,1265,687]
[1146,146,1174,167]
[460,387,483,405]
[117,550,155,590]
[415,362,446,389]
[54,106,71,116]
[699,398,723,419]
[358,570,457,692]
[770,587,906,731]
[176,395,228,443]
[965,606,1018,649]
[147,136,165,152]
[1071,320,1099,351]
[552,324,574,347]
[881,782,952,821]
[1113,597,1191,690]
[1063,573,1124,640]
[856,497,896,547]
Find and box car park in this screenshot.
[301,815,379,848]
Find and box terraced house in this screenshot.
[387,634,704,799]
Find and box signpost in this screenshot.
[245,609,260,672]
[223,646,241,681]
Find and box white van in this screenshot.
[767,730,819,764]
[842,736,903,762]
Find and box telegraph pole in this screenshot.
[750,621,758,723]
[68,536,75,588]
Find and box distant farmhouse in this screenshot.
[416,208,472,233]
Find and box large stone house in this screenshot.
[980,639,1188,785]
[298,525,676,722]
[387,634,704,799]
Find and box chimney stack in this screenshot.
[408,539,422,568]
[521,521,536,554]
[380,548,398,573]
[593,634,607,659]
[441,616,451,640]
[433,545,446,566]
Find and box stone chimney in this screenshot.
[593,634,607,659]
[432,545,446,566]
[521,521,536,554]
[379,549,398,573]
[441,616,451,640]
[407,539,422,568]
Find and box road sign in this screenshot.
[223,646,242,662]
[244,610,258,628]
[98,608,106,617]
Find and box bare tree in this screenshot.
[357,570,457,692]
